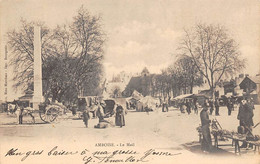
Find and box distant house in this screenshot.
[123,67,155,97]
[239,76,260,94]
[124,75,155,97]
[222,74,245,96]
[223,80,236,95]
[124,76,142,96]
[239,76,260,103]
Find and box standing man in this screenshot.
[237,97,254,148]
[82,109,90,128]
[215,98,220,116]
[186,99,191,114]
[79,98,89,128]
[161,97,165,112]
[200,100,212,152]
[162,96,169,112]
[193,98,198,114]
[181,99,187,114]
[226,98,232,116]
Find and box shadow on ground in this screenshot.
[1,122,48,125]
[182,141,236,156]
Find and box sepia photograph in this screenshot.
[0,0,259,163]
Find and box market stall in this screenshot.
[197,119,260,155]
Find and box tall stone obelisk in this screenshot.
[33,26,44,110]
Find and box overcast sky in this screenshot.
[1,0,260,81]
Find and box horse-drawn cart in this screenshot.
[6,100,65,124]
[38,102,65,123]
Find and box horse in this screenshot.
[7,102,35,124]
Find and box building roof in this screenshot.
[128,76,142,88]
[172,94,193,100]
[198,89,212,97]
[240,76,260,85]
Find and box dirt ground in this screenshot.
[0,105,259,164]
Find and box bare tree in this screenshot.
[152,70,172,98]
[7,19,55,91]
[7,6,105,103]
[179,24,246,97]
[169,55,203,94]
[70,6,105,95]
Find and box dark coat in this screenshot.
[200,108,212,151]
[200,109,211,126]
[78,98,87,111]
[83,111,90,121]
[237,103,254,127]
[226,99,233,109]
[115,105,125,127]
[209,100,214,108]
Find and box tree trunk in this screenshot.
[210,87,215,99]
[190,77,194,94]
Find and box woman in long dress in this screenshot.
[115,104,125,128]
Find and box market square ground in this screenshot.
[0,105,259,164]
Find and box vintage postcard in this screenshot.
[0,0,259,164]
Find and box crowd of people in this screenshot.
[175,96,252,117]
[178,99,198,114]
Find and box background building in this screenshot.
[239,75,260,103]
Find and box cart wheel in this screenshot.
[46,107,59,122]
[39,107,59,123]
[39,110,49,123]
